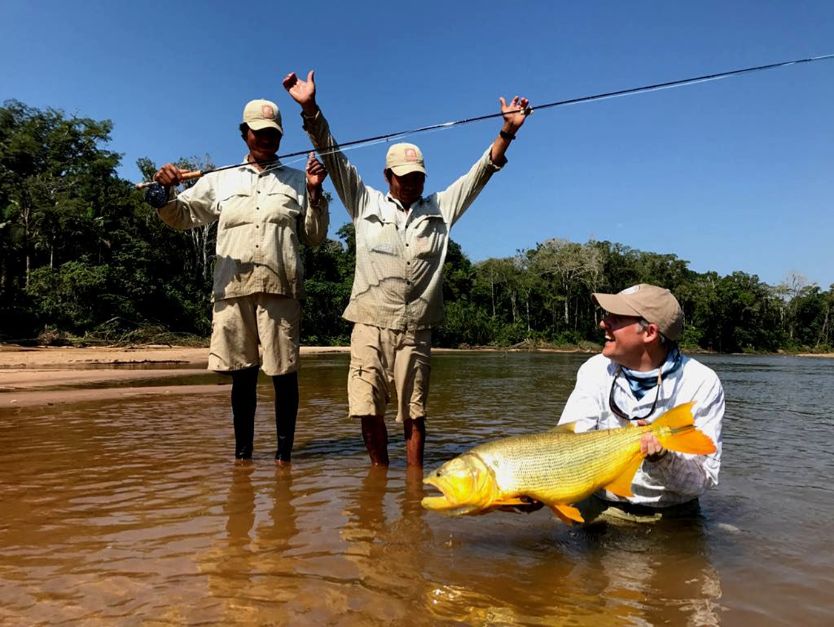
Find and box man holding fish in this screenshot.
[556,283,724,520]
[421,284,724,524]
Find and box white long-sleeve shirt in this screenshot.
[559,352,724,507]
[157,160,329,301]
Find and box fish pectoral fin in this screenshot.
[550,503,585,525]
[491,496,527,507]
[602,454,644,498]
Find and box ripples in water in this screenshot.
[1,352,832,624]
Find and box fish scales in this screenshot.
[472,426,648,503]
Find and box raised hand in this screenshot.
[499,96,531,132]
[305,152,327,189]
[283,71,318,114]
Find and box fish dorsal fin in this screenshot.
[550,503,585,525]
[602,453,644,497]
[652,401,717,455]
[653,402,696,429]
[548,422,578,433]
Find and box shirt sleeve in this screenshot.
[156,175,220,230]
[642,375,725,497]
[302,110,370,220]
[435,147,503,227]
[557,359,605,433]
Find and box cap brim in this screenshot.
[389,163,426,176]
[247,119,283,133]
[592,293,642,317]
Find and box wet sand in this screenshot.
[0,345,349,408]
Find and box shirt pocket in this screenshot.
[263,189,301,226]
[410,215,447,259]
[362,214,400,256]
[217,187,254,230]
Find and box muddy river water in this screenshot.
[1,352,832,625]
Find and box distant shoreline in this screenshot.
[0,343,831,370]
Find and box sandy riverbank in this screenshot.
[0,344,351,369]
[0,345,349,408]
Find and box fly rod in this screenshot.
[138,52,834,196]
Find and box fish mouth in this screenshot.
[421,477,454,510]
[421,476,481,515]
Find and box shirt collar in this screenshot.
[385,192,421,211]
[242,155,283,174]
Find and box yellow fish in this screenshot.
[422,402,715,524]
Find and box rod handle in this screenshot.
[135,169,204,189]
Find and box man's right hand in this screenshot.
[282,71,318,115]
[153,163,185,188]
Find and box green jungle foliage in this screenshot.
[2,101,832,352]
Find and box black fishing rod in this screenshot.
[139,52,834,201]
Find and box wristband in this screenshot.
[499,130,516,142]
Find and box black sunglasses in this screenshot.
[608,366,663,421]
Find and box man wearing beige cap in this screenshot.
[283,70,530,467]
[153,98,329,464]
[557,284,725,520]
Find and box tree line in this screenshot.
[2,100,831,353]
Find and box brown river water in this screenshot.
[1,352,832,625]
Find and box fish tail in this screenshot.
[652,402,716,455]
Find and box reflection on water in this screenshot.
[0,352,832,624]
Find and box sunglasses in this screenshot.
[608,366,663,421]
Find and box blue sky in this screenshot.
[2,1,832,288]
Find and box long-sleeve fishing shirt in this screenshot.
[302,110,503,331]
[156,160,329,301]
[558,352,724,507]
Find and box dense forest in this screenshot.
[1,100,831,353]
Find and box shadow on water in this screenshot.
[0,352,832,624]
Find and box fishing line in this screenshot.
[138,52,834,194]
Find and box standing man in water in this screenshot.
[152,98,329,464]
[558,284,724,521]
[283,70,531,467]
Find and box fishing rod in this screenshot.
[139,52,834,202]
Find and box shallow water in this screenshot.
[1,352,832,625]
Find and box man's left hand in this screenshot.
[306,152,327,189]
[499,96,531,132]
[636,420,667,460]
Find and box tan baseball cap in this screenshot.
[385,143,426,176]
[242,99,283,133]
[593,283,684,341]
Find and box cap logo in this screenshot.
[261,104,274,119]
[622,285,640,295]
[405,148,419,162]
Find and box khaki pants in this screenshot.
[348,323,431,422]
[208,293,300,376]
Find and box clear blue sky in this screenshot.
[2,1,832,288]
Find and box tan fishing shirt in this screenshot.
[303,111,504,330]
[157,161,329,301]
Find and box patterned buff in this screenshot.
[622,346,683,400]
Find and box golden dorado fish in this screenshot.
[422,402,715,524]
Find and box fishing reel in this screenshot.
[144,182,170,209]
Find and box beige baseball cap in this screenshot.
[242,99,283,133]
[385,143,426,176]
[593,283,684,341]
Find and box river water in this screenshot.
[1,352,832,625]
